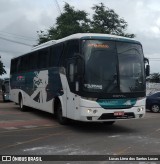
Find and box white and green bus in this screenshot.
[10,33,149,125]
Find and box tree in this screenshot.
[148,73,160,83]
[0,78,3,89]
[91,3,135,38]
[37,3,135,44]
[0,56,6,76]
[37,3,90,44]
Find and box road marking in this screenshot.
[23,125,38,128]
[115,129,160,155]
[0,130,72,150]
[43,124,53,126]
[3,127,18,130]
[0,125,60,134]
[0,119,54,128]
[108,135,121,138]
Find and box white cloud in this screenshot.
[151,26,160,35]
[1,0,160,78]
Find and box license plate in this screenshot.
[114,111,124,116]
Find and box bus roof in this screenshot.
[33,33,140,50]
[57,33,139,43]
[12,33,140,59]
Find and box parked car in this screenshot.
[146,92,160,113]
[1,78,10,102]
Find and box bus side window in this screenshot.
[49,43,63,67]
[66,40,79,59]
[61,40,79,67]
[10,59,17,74]
[29,52,38,70]
[14,59,18,74]
[21,56,29,72]
[38,48,49,69]
[49,45,55,67]
[17,58,21,73]
[21,57,24,72]
[10,60,13,74]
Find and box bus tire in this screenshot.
[103,121,115,125]
[19,94,26,112]
[56,101,68,125]
[2,94,6,102]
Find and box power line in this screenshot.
[53,0,62,15]
[0,33,36,43]
[0,36,33,47]
[0,31,37,41]
[0,49,23,54]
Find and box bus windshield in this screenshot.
[82,40,145,93]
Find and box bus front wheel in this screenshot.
[2,94,6,102]
[56,101,68,125]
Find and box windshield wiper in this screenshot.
[104,74,119,92]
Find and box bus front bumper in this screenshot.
[78,106,145,122]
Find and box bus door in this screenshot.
[66,59,77,119]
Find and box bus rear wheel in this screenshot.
[19,95,26,112]
[56,102,68,125]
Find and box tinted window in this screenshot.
[117,42,145,92]
[21,55,29,72]
[49,43,63,67]
[10,59,17,74]
[4,81,9,84]
[60,40,79,67]
[38,48,49,69]
[66,40,79,59]
[29,52,38,70]
[17,58,21,73]
[152,92,160,97]
[83,40,117,93]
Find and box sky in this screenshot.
[0,0,160,78]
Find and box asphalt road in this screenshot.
[0,94,160,163]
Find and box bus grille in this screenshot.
[98,112,135,120]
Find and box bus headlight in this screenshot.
[87,109,97,114]
[93,110,97,114]
[87,109,92,114]
[137,107,144,112]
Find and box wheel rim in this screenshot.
[151,105,159,112]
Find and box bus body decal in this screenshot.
[10,68,63,103]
